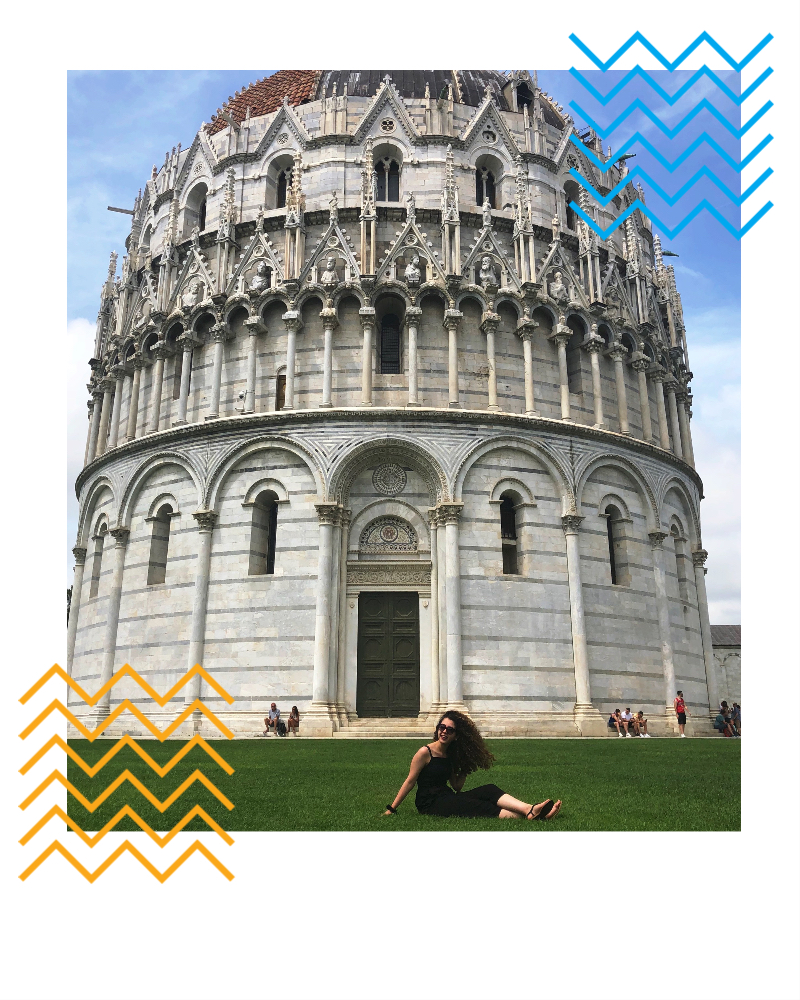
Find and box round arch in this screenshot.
[348,498,431,555]
[575,454,659,530]
[329,437,448,506]
[660,478,701,547]
[453,436,573,512]
[76,477,116,547]
[118,453,204,528]
[205,436,325,510]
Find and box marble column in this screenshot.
[107,366,126,451]
[561,515,592,707]
[184,511,217,707]
[406,306,422,407]
[651,367,671,450]
[335,509,351,720]
[444,309,462,408]
[693,548,720,717]
[147,341,170,433]
[175,336,194,425]
[244,319,259,414]
[125,357,144,442]
[440,503,466,710]
[86,389,103,465]
[308,503,339,729]
[549,322,572,421]
[327,512,343,715]
[95,527,130,717]
[359,307,375,406]
[66,546,87,677]
[436,509,448,703]
[631,355,653,443]
[665,378,684,459]
[428,511,441,712]
[608,342,630,434]
[517,317,539,417]
[582,329,606,429]
[676,390,694,467]
[95,379,115,458]
[206,327,226,420]
[83,400,94,465]
[480,310,500,411]
[281,311,302,410]
[649,530,677,711]
[319,308,338,409]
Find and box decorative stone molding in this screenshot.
[360,516,417,554]
[315,502,341,526]
[581,333,604,354]
[630,355,650,374]
[282,310,303,333]
[192,510,218,532]
[72,546,87,565]
[372,463,407,496]
[692,547,708,567]
[346,561,432,587]
[109,526,130,545]
[437,502,464,524]
[561,513,584,534]
[648,530,669,548]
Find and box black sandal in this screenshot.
[528,800,554,820]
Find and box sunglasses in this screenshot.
[437,724,456,735]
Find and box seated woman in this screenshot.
[384,710,562,821]
[287,706,300,736]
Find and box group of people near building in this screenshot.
[714,701,741,738]
[607,708,651,737]
[263,703,300,737]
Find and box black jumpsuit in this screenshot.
[415,746,505,818]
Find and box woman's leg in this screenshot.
[496,793,560,819]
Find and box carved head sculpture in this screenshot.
[249,261,269,292]
[181,278,201,309]
[321,257,338,286]
[479,256,497,288]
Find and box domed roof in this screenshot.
[206,70,543,136]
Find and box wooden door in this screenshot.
[356,592,420,717]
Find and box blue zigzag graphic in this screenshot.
[569,165,771,207]
[569,199,772,240]
[571,97,771,140]
[570,31,772,72]
[569,65,771,106]
[570,133,773,175]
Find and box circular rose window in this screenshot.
[372,464,407,496]
[380,118,396,133]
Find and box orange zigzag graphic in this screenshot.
[20,663,234,707]
[19,839,234,882]
[19,768,235,813]
[19,698,234,742]
[20,804,234,847]
[20,733,234,777]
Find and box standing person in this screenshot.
[620,707,634,737]
[384,710,562,821]
[287,705,300,736]
[674,690,689,737]
[263,702,280,736]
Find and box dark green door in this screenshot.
[356,592,420,717]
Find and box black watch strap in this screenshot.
[386,804,397,814]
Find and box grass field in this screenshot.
[67,737,740,832]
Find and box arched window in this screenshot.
[248,490,278,576]
[671,525,691,601]
[147,504,173,585]
[380,315,401,374]
[89,523,108,599]
[476,168,496,208]
[499,493,519,575]
[198,198,207,232]
[566,317,585,393]
[275,373,286,411]
[604,504,630,586]
[564,180,580,231]
[376,159,400,202]
[516,83,533,110]
[276,168,291,209]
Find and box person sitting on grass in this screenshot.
[264,703,280,737]
[383,710,562,821]
[608,709,625,737]
[620,707,634,737]
[634,711,650,737]
[714,707,737,738]
[287,705,300,736]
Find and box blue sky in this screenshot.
[67,70,741,620]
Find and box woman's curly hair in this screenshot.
[434,710,495,776]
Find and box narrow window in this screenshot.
[277,169,289,209]
[89,524,107,598]
[672,529,691,601]
[376,165,387,202]
[485,171,496,209]
[475,169,484,206]
[516,84,533,110]
[476,169,496,208]
[248,491,278,576]
[275,374,286,411]
[606,512,618,585]
[387,160,400,202]
[147,504,173,585]
[604,505,631,586]
[380,315,401,374]
[500,494,519,575]
[198,199,207,232]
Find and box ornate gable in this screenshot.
[174,134,213,196]
[460,225,521,292]
[253,99,311,158]
[600,262,638,329]
[227,218,285,295]
[537,242,590,310]
[167,236,217,314]
[460,93,520,158]
[299,199,361,285]
[352,76,420,144]
[375,199,447,286]
[123,270,158,340]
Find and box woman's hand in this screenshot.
[383,809,395,816]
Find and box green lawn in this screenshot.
[66,737,740,832]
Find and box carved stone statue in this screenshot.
[371,170,379,206]
[482,198,492,229]
[329,192,338,223]
[134,296,152,330]
[321,256,338,288]
[248,261,270,293]
[404,254,421,286]
[478,255,497,288]
[548,270,569,304]
[181,278,202,311]
[191,225,200,246]
[405,191,416,220]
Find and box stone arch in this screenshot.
[333,286,367,312]
[329,437,448,506]
[596,492,633,522]
[223,297,253,325]
[488,477,536,505]
[118,453,204,528]
[455,289,488,313]
[190,308,219,338]
[348,498,431,555]
[531,302,558,328]
[575,454,659,530]
[453,436,573,511]
[293,287,326,314]
[77,477,116,546]
[205,436,324,510]
[493,292,523,319]
[257,290,292,323]
[418,284,450,309]
[146,491,181,519]
[242,477,290,506]
[660,479,701,546]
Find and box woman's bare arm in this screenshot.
[384,747,431,815]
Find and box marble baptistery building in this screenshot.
[69,70,721,737]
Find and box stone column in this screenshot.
[444,309,462,408]
[517,317,539,417]
[85,388,103,465]
[406,306,422,407]
[649,530,677,712]
[281,311,302,410]
[480,310,500,411]
[125,357,143,442]
[95,379,115,458]
[243,319,259,414]
[582,329,606,429]
[66,546,87,677]
[693,549,720,717]
[83,399,94,465]
[307,503,339,732]
[631,355,653,443]
[561,516,592,705]
[107,366,126,451]
[174,336,194,425]
[665,378,684,459]
[440,503,466,711]
[147,342,170,433]
[95,527,130,717]
[650,367,671,450]
[427,511,441,714]
[184,511,217,707]
[436,509,448,703]
[359,307,375,406]
[327,511,343,715]
[319,307,338,409]
[677,390,695,467]
[335,509,351,720]
[206,327,226,420]
[549,321,572,421]
[608,342,630,434]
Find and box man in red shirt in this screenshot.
[673,690,689,737]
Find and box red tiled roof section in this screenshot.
[206,70,320,135]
